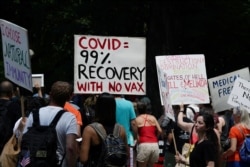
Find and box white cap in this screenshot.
[186,104,200,121]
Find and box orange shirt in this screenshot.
[227,124,250,162]
[64,102,83,126]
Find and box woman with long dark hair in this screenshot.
[176,112,220,167]
[79,92,128,166]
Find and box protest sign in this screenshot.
[32,74,44,87]
[208,67,250,112]
[0,19,32,91]
[74,35,146,95]
[227,77,250,112]
[156,64,174,121]
[155,54,209,105]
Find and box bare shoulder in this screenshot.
[150,114,157,120]
[82,124,97,136]
[82,124,101,145]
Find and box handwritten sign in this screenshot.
[74,35,146,95]
[155,54,209,105]
[227,77,250,112]
[0,19,32,92]
[156,64,175,121]
[208,67,250,112]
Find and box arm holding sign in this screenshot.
[177,104,194,134]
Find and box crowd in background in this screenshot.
[0,79,249,167]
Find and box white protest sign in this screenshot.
[227,77,250,112]
[32,74,44,87]
[208,67,250,112]
[0,19,32,92]
[156,64,175,121]
[74,35,146,95]
[155,54,209,105]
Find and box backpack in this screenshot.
[238,126,250,163]
[17,110,65,167]
[0,100,12,154]
[90,122,127,167]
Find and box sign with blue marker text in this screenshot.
[74,35,146,95]
[0,19,32,92]
[208,67,250,112]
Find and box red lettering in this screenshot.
[77,81,103,91]
[1,25,21,44]
[124,82,144,92]
[78,36,121,50]
[109,81,122,92]
[79,36,88,49]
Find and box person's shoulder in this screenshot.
[62,109,78,118]
[202,139,215,147]
[231,125,239,131]
[229,125,242,135]
[149,114,157,120]
[64,102,79,114]
[0,98,12,105]
[2,99,20,112]
[84,122,102,135]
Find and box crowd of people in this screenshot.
[0,79,249,167]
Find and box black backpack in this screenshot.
[0,100,12,154]
[17,110,65,167]
[90,122,127,167]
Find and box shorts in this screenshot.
[136,143,159,163]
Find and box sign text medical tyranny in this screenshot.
[0,23,31,86]
[76,36,145,93]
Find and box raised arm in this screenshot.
[177,104,194,133]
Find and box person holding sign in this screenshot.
[164,105,193,167]
[175,112,220,167]
[33,83,50,104]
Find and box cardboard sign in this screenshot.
[0,19,32,92]
[208,67,250,112]
[227,77,250,112]
[74,35,146,95]
[155,54,209,105]
[156,64,175,121]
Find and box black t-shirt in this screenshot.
[190,140,216,167]
[0,99,21,153]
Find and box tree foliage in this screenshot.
[0,0,250,115]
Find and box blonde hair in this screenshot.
[234,106,250,128]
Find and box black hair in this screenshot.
[95,92,116,126]
[137,102,147,115]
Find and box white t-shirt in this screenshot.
[22,105,78,167]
